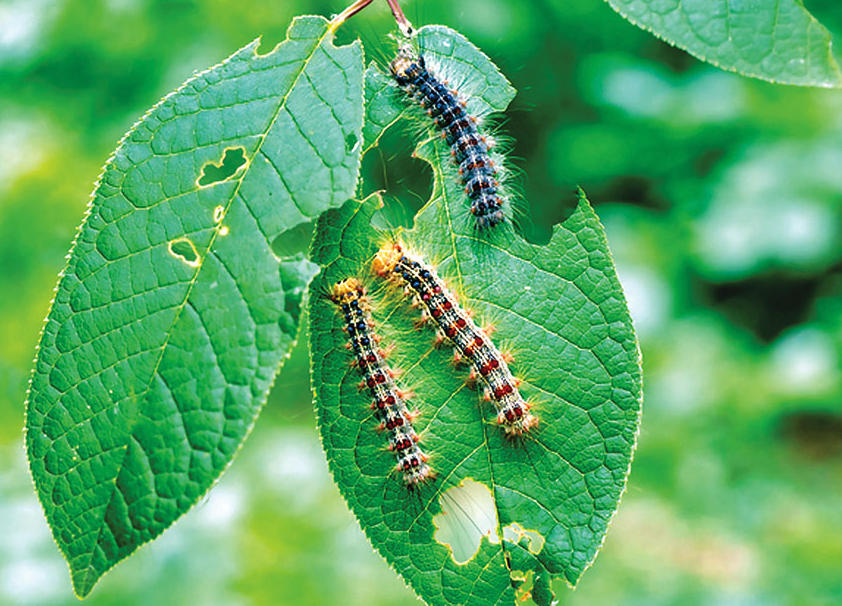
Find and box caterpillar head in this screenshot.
[372,241,404,276]
[332,278,365,304]
[390,46,426,85]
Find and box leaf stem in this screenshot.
[329,0,375,32]
[385,0,414,36]
[329,0,414,37]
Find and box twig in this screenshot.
[385,0,414,36]
[329,0,375,32]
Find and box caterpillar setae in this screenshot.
[372,242,537,437]
[390,45,506,230]
[332,278,434,487]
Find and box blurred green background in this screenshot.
[2,0,842,604]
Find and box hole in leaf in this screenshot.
[433,478,500,564]
[517,187,580,246]
[271,220,316,258]
[168,238,199,267]
[345,133,359,153]
[360,127,432,229]
[509,569,535,604]
[502,523,545,554]
[588,175,670,212]
[255,27,288,57]
[198,147,246,186]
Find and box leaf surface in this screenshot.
[310,26,642,606]
[605,0,842,87]
[25,15,362,596]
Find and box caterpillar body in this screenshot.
[332,278,434,487]
[372,243,536,437]
[390,46,505,230]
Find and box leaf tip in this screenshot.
[70,567,98,600]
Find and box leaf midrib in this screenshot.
[417,135,508,562]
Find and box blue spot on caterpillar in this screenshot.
[332,278,434,487]
[390,46,505,230]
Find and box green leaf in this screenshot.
[309,26,642,606]
[605,0,842,87]
[25,15,362,597]
[361,67,407,155]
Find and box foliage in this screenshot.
[604,0,842,87]
[1,1,842,606]
[309,26,640,606]
[24,15,363,596]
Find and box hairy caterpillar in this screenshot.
[372,243,536,437]
[332,278,434,487]
[390,45,506,230]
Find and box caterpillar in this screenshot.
[332,278,434,487]
[372,242,537,437]
[390,45,505,230]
